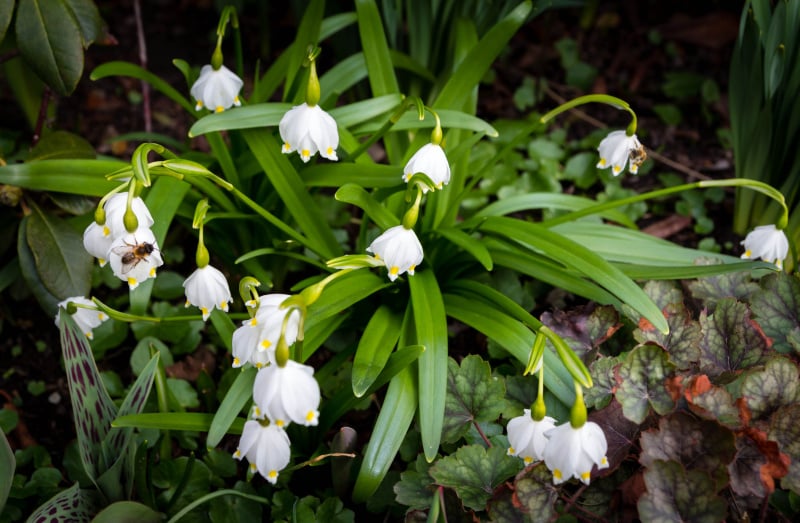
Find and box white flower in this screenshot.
[543,421,609,485]
[233,419,291,484]
[279,103,339,163]
[190,64,243,113]
[366,225,424,281]
[253,360,321,427]
[403,143,451,192]
[108,228,164,290]
[183,265,233,320]
[507,410,556,465]
[103,194,154,236]
[82,221,114,267]
[596,130,645,176]
[230,294,301,369]
[740,224,790,269]
[55,296,109,339]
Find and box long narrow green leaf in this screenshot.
[113,413,244,434]
[303,163,402,188]
[475,193,636,228]
[481,217,668,333]
[409,270,448,461]
[443,293,575,406]
[352,305,403,397]
[352,367,416,502]
[283,0,324,101]
[207,367,256,448]
[304,270,390,330]
[240,128,341,259]
[432,1,531,110]
[187,104,291,137]
[0,159,123,195]
[436,227,493,270]
[91,61,195,113]
[335,183,400,230]
[352,109,498,137]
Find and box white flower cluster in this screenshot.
[231,294,321,483]
[54,296,109,339]
[83,194,163,291]
[506,409,609,485]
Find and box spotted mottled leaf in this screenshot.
[509,463,558,521]
[584,356,618,409]
[740,357,800,420]
[442,355,506,444]
[26,482,97,523]
[58,310,118,481]
[687,267,759,312]
[769,404,800,493]
[642,280,685,310]
[634,302,701,370]
[541,303,621,358]
[683,375,740,427]
[429,444,521,511]
[616,344,676,424]
[698,298,770,378]
[640,412,736,489]
[638,460,727,523]
[750,272,800,354]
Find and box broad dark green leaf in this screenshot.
[18,216,60,314]
[27,130,95,161]
[638,460,728,523]
[92,501,163,523]
[740,357,800,419]
[698,298,770,378]
[442,355,506,443]
[409,270,449,461]
[616,344,676,424]
[26,202,92,304]
[429,444,521,511]
[0,1,13,42]
[25,482,96,523]
[207,367,256,448]
[16,0,85,94]
[393,456,434,510]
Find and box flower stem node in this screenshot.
[740,224,789,269]
[596,130,646,176]
[366,225,424,282]
[190,64,243,113]
[183,265,233,321]
[279,103,339,163]
[55,297,109,339]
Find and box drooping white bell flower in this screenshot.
[253,360,321,427]
[54,296,109,340]
[279,103,339,163]
[366,225,424,281]
[103,194,154,236]
[250,294,302,352]
[740,224,790,269]
[403,143,451,192]
[231,318,274,369]
[543,421,609,485]
[596,130,645,176]
[507,409,557,465]
[108,228,164,290]
[190,64,243,113]
[183,264,233,320]
[82,221,114,267]
[233,419,291,484]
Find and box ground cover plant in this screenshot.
[1,0,799,521]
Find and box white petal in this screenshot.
[108,228,163,289]
[183,265,233,320]
[279,103,339,162]
[190,65,243,112]
[404,143,450,191]
[367,226,424,281]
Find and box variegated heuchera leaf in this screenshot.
[769,404,800,494]
[634,302,701,370]
[584,356,618,409]
[740,357,800,420]
[698,298,770,378]
[749,272,800,354]
[638,460,728,523]
[615,344,676,424]
[59,311,118,481]
[541,304,621,358]
[442,355,507,443]
[508,463,558,521]
[687,267,759,312]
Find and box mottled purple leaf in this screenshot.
[741,357,800,420]
[584,356,618,409]
[58,311,117,481]
[589,399,639,474]
[728,433,769,499]
[638,460,727,523]
[508,463,557,521]
[634,302,701,370]
[684,376,740,427]
[698,299,770,378]
[541,303,621,358]
[687,268,759,312]
[749,272,800,354]
[768,404,800,493]
[642,280,685,310]
[616,344,676,424]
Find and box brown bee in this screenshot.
[112,239,157,274]
[628,144,647,171]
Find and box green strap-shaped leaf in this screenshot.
[352,305,403,397]
[409,270,448,461]
[443,293,575,407]
[283,0,324,101]
[0,159,124,195]
[303,163,401,189]
[206,367,256,448]
[352,366,416,503]
[113,413,244,434]
[240,128,341,259]
[59,311,118,481]
[352,109,498,137]
[187,104,291,137]
[335,183,400,230]
[482,217,668,333]
[475,193,635,228]
[436,227,493,270]
[432,1,531,110]
[0,1,13,42]
[25,482,96,523]
[91,61,195,113]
